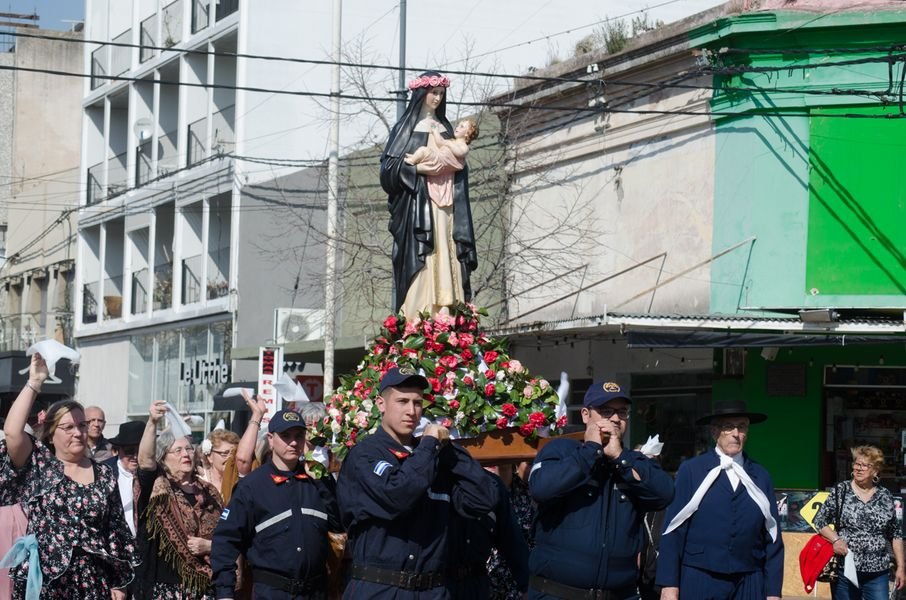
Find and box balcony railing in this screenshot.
[161,0,184,47]
[182,254,202,305]
[0,314,42,352]
[83,281,99,324]
[136,140,153,186]
[192,0,210,33]
[90,46,108,90]
[110,29,132,76]
[216,0,238,21]
[211,104,235,154]
[207,248,229,300]
[87,161,103,205]
[158,129,178,175]
[103,275,124,320]
[131,267,149,314]
[140,14,157,63]
[187,116,207,166]
[153,263,173,310]
[107,151,128,197]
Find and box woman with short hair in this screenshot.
[815,445,906,599]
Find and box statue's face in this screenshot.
[424,86,445,111]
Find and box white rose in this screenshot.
[330,420,342,434]
[362,399,374,411]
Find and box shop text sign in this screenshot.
[258,346,284,425]
[180,358,230,386]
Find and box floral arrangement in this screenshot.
[310,303,565,459]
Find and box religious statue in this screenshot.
[380,70,478,319]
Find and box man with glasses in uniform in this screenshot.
[656,400,784,600]
[527,382,674,599]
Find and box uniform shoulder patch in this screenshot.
[373,460,393,477]
[220,508,230,521]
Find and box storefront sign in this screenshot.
[258,346,284,424]
[180,358,230,386]
[798,491,829,531]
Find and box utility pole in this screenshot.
[396,0,407,120]
[323,0,342,398]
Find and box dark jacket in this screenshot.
[655,449,784,597]
[528,439,674,593]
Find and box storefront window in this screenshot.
[128,320,231,428]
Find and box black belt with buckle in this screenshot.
[350,564,445,591]
[529,574,632,600]
[252,568,325,596]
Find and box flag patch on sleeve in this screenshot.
[373,460,392,477]
[220,508,230,521]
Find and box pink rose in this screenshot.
[428,75,441,87]
[439,354,459,370]
[523,385,534,398]
[508,359,524,374]
[382,315,398,333]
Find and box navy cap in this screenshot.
[378,366,430,394]
[583,381,632,409]
[268,409,307,433]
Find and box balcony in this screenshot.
[136,140,153,186]
[87,161,103,205]
[216,0,238,21]
[103,275,124,320]
[211,104,235,154]
[161,0,184,48]
[158,129,178,176]
[90,46,108,90]
[0,314,42,352]
[83,281,99,324]
[131,268,149,314]
[110,29,132,77]
[107,151,128,198]
[140,14,158,63]
[153,263,173,310]
[181,254,202,305]
[192,0,210,34]
[187,116,207,166]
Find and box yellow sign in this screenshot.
[800,491,830,531]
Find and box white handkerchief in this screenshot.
[223,387,254,398]
[274,372,311,403]
[19,339,81,384]
[843,551,859,587]
[164,402,193,438]
[310,446,329,468]
[640,435,664,457]
[555,372,570,419]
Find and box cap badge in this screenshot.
[399,367,416,376]
[283,411,301,422]
[603,382,621,392]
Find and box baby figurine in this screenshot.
[404,118,479,176]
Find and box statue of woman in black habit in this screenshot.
[380,70,478,319]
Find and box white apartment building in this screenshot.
[76,0,334,431]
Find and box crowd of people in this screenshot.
[1,353,905,600]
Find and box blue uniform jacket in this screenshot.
[210,460,342,600]
[655,449,784,597]
[528,439,674,592]
[446,471,530,599]
[336,426,498,599]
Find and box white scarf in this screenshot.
[663,449,777,542]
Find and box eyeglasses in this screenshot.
[715,422,750,433]
[853,462,873,470]
[168,445,194,455]
[596,407,630,420]
[210,449,233,458]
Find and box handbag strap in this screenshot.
[833,481,847,534]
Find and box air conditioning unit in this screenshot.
[274,308,325,344]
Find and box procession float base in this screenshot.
[459,429,584,465]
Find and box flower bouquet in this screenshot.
[310,303,566,460]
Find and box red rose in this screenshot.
[428,377,442,392]
[435,365,446,376]
[519,423,535,436]
[484,382,496,397]
[350,429,358,441]
[458,333,474,348]
[483,350,499,364]
[425,393,436,404]
[461,348,473,361]
[501,403,517,418]
[485,369,496,381]
[529,411,547,427]
[556,415,567,428]
[496,417,508,429]
[449,400,460,409]
[383,315,398,333]
[439,355,459,369]
[463,375,474,386]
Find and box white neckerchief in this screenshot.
[117,461,136,537]
[663,448,777,542]
[716,446,744,490]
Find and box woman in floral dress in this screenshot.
[0,353,136,599]
[133,399,223,599]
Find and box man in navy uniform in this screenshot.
[336,366,498,598]
[211,409,342,600]
[528,382,674,599]
[656,400,783,600]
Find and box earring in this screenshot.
[872,475,880,484]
